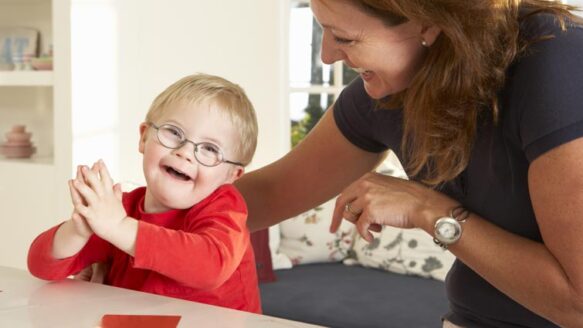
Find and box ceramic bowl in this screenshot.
[3,140,32,147]
[31,57,53,71]
[0,145,36,159]
[10,125,26,133]
[5,131,32,143]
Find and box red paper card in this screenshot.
[100,314,181,328]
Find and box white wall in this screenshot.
[71,0,286,189]
[114,0,287,186]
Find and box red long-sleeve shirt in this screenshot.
[28,185,261,313]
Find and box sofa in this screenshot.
[251,153,453,328]
[259,262,448,328]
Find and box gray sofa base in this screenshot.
[260,262,448,328]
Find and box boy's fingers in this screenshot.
[81,166,104,196]
[73,179,97,205]
[98,160,114,190]
[113,183,123,200]
[68,180,83,206]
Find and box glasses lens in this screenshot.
[157,125,184,149]
[195,142,222,166]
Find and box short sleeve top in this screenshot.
[333,12,583,328]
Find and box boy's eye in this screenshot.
[166,126,182,138]
[201,143,220,154]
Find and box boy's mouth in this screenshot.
[164,165,191,181]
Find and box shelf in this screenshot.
[0,155,53,168]
[0,71,54,86]
[0,0,49,4]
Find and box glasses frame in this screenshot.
[148,122,244,167]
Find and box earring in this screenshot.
[421,39,429,47]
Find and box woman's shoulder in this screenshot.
[513,12,583,73]
[519,10,583,47]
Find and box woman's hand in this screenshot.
[330,172,458,242]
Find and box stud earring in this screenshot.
[421,39,429,47]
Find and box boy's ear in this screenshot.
[138,122,149,154]
[226,166,245,184]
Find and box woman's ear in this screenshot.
[421,24,442,47]
[138,122,149,154]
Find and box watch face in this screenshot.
[437,222,456,239]
[434,217,462,244]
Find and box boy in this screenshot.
[28,73,261,313]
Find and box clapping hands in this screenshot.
[68,160,126,241]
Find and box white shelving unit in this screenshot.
[0,71,54,86]
[0,0,72,269]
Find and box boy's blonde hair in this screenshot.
[146,73,258,166]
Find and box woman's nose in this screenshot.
[320,33,344,64]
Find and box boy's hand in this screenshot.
[73,160,126,241]
[74,262,110,283]
[68,165,95,239]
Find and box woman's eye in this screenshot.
[334,36,353,44]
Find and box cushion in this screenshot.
[278,198,355,265]
[268,224,293,270]
[260,262,448,328]
[343,151,455,281]
[344,227,455,281]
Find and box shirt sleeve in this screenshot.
[513,23,583,162]
[132,185,249,290]
[27,224,112,280]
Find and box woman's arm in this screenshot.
[331,137,583,326]
[236,108,384,232]
[447,137,583,326]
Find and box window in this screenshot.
[287,0,358,146]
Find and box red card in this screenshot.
[100,314,181,328]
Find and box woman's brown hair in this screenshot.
[356,0,580,186]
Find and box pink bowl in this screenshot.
[3,140,32,147]
[10,125,26,133]
[5,131,32,143]
[0,145,36,159]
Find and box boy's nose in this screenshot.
[173,142,197,163]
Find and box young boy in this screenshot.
[27,73,261,313]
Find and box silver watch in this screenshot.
[433,206,470,249]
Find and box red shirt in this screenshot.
[28,185,261,313]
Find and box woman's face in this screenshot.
[311,0,437,99]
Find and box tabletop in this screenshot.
[0,266,323,328]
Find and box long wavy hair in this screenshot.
[354,0,580,186]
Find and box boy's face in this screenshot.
[138,100,244,213]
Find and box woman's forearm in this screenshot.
[421,214,583,327]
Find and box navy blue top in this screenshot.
[333,12,583,328]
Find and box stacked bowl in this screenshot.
[1,125,36,159]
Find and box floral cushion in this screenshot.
[344,227,455,281]
[278,198,355,266]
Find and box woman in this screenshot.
[236,0,583,327]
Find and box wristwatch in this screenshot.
[433,205,470,249]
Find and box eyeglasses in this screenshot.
[149,122,243,167]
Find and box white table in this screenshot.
[0,266,323,328]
